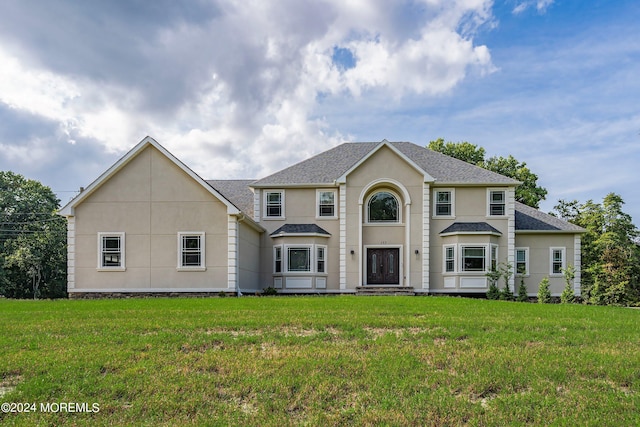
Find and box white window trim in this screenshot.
[285,244,313,274]
[316,245,328,274]
[550,247,566,276]
[273,245,283,274]
[276,244,328,275]
[487,188,507,217]
[459,244,489,273]
[433,188,455,218]
[316,189,338,219]
[443,244,456,274]
[177,232,206,271]
[490,244,499,271]
[263,189,285,220]
[515,247,530,276]
[97,232,125,271]
[365,189,402,224]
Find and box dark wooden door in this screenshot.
[367,248,400,285]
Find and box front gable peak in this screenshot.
[336,140,435,184]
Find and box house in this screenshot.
[59,136,584,298]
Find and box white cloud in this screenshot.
[512,0,555,15]
[0,0,496,181]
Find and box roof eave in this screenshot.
[516,229,586,234]
[440,231,502,237]
[250,182,338,189]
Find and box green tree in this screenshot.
[553,193,640,305]
[427,139,547,208]
[0,171,67,298]
[482,155,548,208]
[428,138,485,165]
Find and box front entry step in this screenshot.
[356,286,415,296]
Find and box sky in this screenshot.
[1,0,639,222]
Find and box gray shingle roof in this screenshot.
[440,222,502,235]
[252,141,519,186]
[206,180,256,218]
[270,224,331,236]
[515,202,585,232]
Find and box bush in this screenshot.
[517,278,529,302]
[262,286,278,296]
[487,282,501,300]
[560,265,576,304]
[500,286,514,301]
[537,277,551,304]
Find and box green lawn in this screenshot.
[0,296,638,426]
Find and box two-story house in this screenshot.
[59,136,584,298]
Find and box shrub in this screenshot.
[560,265,576,304]
[262,286,278,296]
[517,278,529,302]
[500,286,514,301]
[487,282,500,300]
[537,277,551,304]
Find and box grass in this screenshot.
[0,296,638,426]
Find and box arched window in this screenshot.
[367,191,399,222]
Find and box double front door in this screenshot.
[366,248,400,285]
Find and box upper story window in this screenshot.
[98,232,125,270]
[264,190,284,219]
[178,232,205,270]
[550,247,566,275]
[434,189,454,217]
[488,189,506,216]
[367,191,399,223]
[317,190,337,218]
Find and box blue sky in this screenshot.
[1,0,638,222]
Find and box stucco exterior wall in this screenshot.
[258,188,341,291]
[344,145,425,288]
[515,233,577,296]
[72,146,232,292]
[427,186,511,293]
[238,220,261,291]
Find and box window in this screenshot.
[462,246,486,272]
[490,245,498,271]
[317,246,326,273]
[367,191,399,222]
[488,190,506,216]
[434,190,454,217]
[444,245,456,273]
[551,247,565,275]
[288,247,311,272]
[264,190,284,218]
[317,190,337,218]
[274,246,282,273]
[178,232,205,269]
[98,232,125,270]
[516,248,529,275]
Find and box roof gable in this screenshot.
[336,140,434,183]
[252,140,520,187]
[59,136,241,217]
